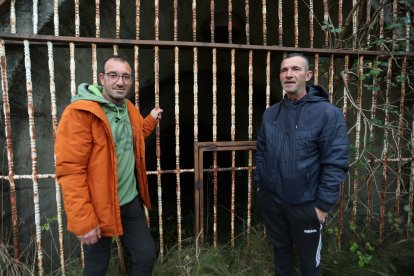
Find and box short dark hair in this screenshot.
[101,55,130,73]
[282,53,310,71]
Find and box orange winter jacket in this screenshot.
[55,99,157,237]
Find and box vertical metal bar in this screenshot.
[154,0,164,260]
[294,0,298,47]
[366,0,372,47]
[0,40,20,259]
[247,49,253,243]
[10,0,16,34]
[323,0,329,47]
[328,55,334,102]
[193,0,198,144]
[134,0,141,109]
[313,54,319,86]
[47,41,66,276]
[352,55,364,225]
[395,8,410,220]
[53,0,59,36]
[338,0,343,30]
[246,0,253,243]
[379,4,384,51]
[33,0,38,35]
[75,0,80,37]
[266,52,270,108]
[24,39,43,276]
[395,55,407,219]
[211,0,218,248]
[309,0,314,48]
[335,0,342,48]
[404,10,412,238]
[113,0,120,54]
[173,0,182,253]
[228,0,236,249]
[352,0,358,49]
[261,0,266,46]
[380,56,392,241]
[95,0,100,38]
[193,0,201,247]
[366,57,379,228]
[337,54,349,248]
[278,0,283,46]
[69,43,76,97]
[409,103,414,238]
[92,0,100,85]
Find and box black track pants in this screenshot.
[257,187,323,276]
[83,196,156,276]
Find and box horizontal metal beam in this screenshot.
[1,34,413,58]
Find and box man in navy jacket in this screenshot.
[255,53,348,276]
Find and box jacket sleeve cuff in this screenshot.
[315,199,334,213]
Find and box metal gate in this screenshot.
[0,0,413,275]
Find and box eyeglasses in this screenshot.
[104,72,133,84]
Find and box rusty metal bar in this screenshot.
[337,55,349,248]
[261,0,265,45]
[278,0,282,45]
[352,55,364,225]
[47,41,66,276]
[193,0,198,143]
[313,54,319,85]
[366,58,379,228]
[294,0,298,47]
[10,0,15,33]
[409,103,414,238]
[266,52,270,108]
[328,55,334,102]
[69,43,76,96]
[352,0,358,49]
[323,0,329,47]
[24,39,44,276]
[95,0,100,38]
[113,0,120,54]
[247,48,253,241]
[173,0,182,253]
[228,0,237,249]
[405,10,412,237]
[154,0,164,261]
[0,39,20,259]
[91,0,100,85]
[338,0,343,30]
[74,0,80,37]
[309,0,314,48]
[366,0,372,47]
[380,56,392,241]
[134,0,140,109]
[193,0,200,251]
[33,0,38,34]
[2,34,413,57]
[210,0,219,247]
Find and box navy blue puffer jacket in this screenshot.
[254,85,348,212]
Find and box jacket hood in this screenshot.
[72,83,127,111]
[72,83,108,104]
[300,85,329,102]
[275,85,329,128]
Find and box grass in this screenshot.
[1,225,414,275]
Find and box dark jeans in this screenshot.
[256,186,322,276]
[83,196,156,276]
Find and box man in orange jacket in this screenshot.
[55,55,163,275]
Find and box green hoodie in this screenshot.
[73,83,138,206]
